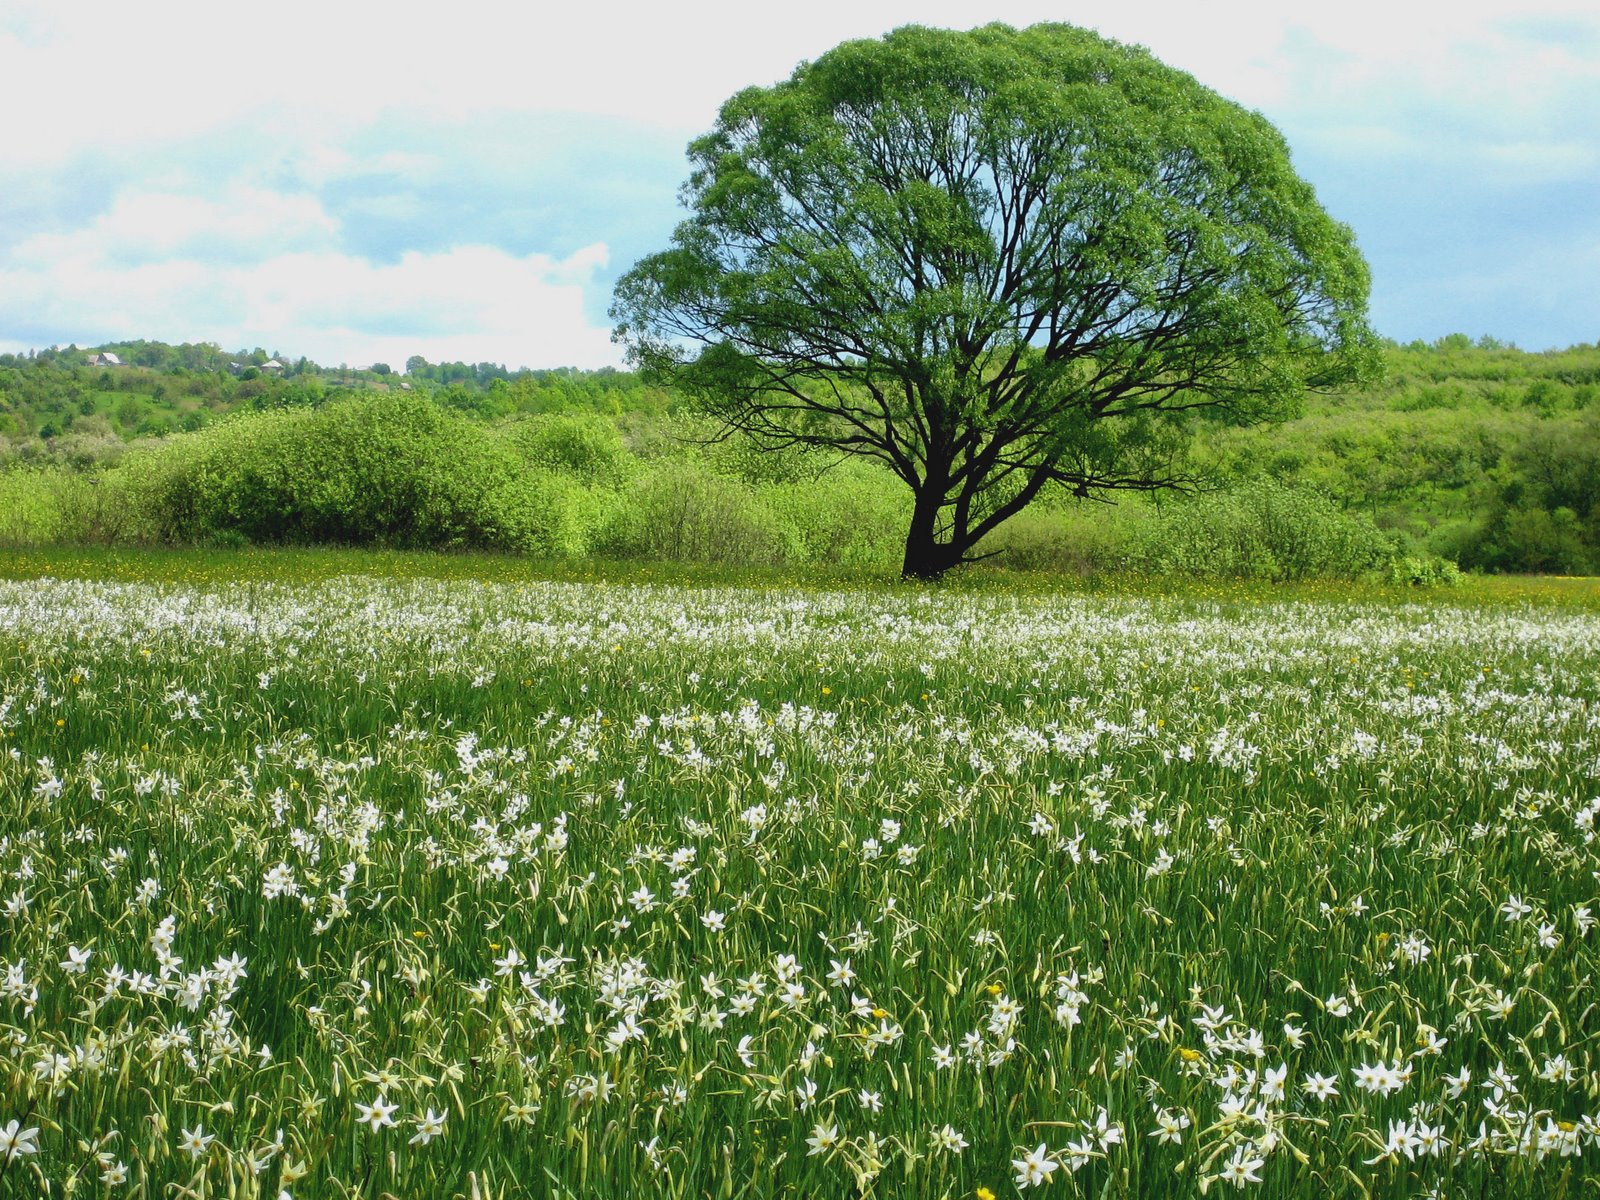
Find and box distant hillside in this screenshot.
[0,341,676,459]
[1197,336,1600,571]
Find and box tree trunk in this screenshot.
[900,488,964,580]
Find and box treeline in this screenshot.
[0,344,678,457]
[1,334,1597,575]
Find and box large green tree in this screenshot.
[612,22,1378,579]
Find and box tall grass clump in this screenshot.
[763,461,910,568]
[0,468,71,545]
[973,501,1150,574]
[0,467,144,546]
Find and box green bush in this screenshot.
[121,394,585,554]
[1459,505,1593,575]
[499,413,633,487]
[1129,480,1398,580]
[0,394,1509,584]
[1388,554,1465,587]
[597,461,793,566]
[764,463,908,567]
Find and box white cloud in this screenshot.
[1480,141,1600,183]
[4,0,1594,143]
[0,240,620,369]
[3,0,1598,355]
[292,147,445,188]
[0,5,1551,163]
[1251,5,1599,149]
[12,186,338,267]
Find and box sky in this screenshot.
[2,0,1597,370]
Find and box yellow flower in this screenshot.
[821,686,831,695]
[985,983,1003,996]
[977,1188,997,1200]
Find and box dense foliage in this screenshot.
[1202,337,1600,574]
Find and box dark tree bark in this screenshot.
[900,501,963,580]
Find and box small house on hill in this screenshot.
[228,358,289,376]
[87,352,123,368]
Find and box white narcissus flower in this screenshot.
[1149,1107,1190,1145]
[1302,1072,1340,1100]
[1500,894,1533,921]
[409,1108,447,1146]
[1012,1143,1058,1189]
[178,1125,215,1160]
[60,945,92,974]
[1218,1145,1264,1188]
[0,1119,40,1162]
[355,1094,399,1132]
[929,1124,968,1153]
[805,1123,838,1156]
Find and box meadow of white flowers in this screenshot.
[1,575,1597,1197]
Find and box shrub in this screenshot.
[121,393,586,554]
[1129,480,1397,580]
[1458,505,1593,575]
[499,414,633,487]
[1389,555,1465,587]
[764,463,908,567]
[597,462,792,566]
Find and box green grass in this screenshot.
[0,563,1598,1196]
[0,544,1597,610]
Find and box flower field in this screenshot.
[2,573,1598,1197]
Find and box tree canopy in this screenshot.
[612,22,1379,578]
